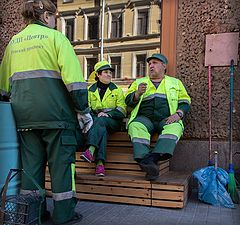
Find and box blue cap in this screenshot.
[147,53,168,65]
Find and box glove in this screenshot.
[77,112,93,133]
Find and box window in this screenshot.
[88,16,99,40]
[87,58,98,78]
[110,57,121,79]
[65,18,74,41]
[137,9,148,35]
[136,54,146,77]
[111,13,122,38]
[63,0,73,3]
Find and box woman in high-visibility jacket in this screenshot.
[0,1,92,224]
[81,60,126,176]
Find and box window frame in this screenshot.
[84,56,98,80]
[110,12,123,39]
[109,56,122,79]
[133,6,150,36]
[137,9,149,35]
[136,54,147,77]
[88,16,99,40]
[65,17,75,41]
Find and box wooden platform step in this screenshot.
[151,171,190,208]
[45,132,190,209]
[46,171,190,209]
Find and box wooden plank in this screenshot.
[76,174,151,184]
[76,178,151,189]
[107,143,133,148]
[76,168,145,176]
[77,160,169,170]
[76,163,169,176]
[152,199,184,208]
[152,171,191,186]
[151,184,184,191]
[77,193,151,206]
[76,152,135,163]
[107,132,130,141]
[77,184,151,198]
[159,166,170,176]
[152,190,184,201]
[107,132,159,143]
[76,160,169,171]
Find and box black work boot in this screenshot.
[139,154,159,181]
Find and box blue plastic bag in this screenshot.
[193,166,234,208]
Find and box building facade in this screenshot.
[57,0,176,86]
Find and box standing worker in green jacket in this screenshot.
[81,60,126,176]
[125,53,191,181]
[0,0,93,224]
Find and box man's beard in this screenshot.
[150,71,159,78]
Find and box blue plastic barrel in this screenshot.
[0,101,20,195]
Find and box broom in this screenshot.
[208,65,213,166]
[228,59,239,203]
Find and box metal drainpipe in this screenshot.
[100,0,105,61]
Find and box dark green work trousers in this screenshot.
[87,116,121,162]
[129,116,183,160]
[18,129,78,224]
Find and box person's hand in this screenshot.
[134,82,147,101]
[77,113,93,133]
[98,112,109,117]
[165,113,181,124]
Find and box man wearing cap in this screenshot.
[80,60,126,176]
[125,53,191,180]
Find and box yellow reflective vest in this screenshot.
[88,82,126,119]
[126,75,191,126]
[0,22,88,129]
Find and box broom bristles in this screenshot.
[228,172,239,204]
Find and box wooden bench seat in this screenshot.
[45,132,191,208]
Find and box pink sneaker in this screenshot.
[80,149,94,163]
[95,165,105,176]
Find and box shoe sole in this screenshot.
[95,173,105,177]
[80,154,92,163]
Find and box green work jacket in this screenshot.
[88,82,126,120]
[0,22,88,129]
[126,75,191,126]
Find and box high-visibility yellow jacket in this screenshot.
[88,82,126,119]
[126,75,191,126]
[0,22,88,129]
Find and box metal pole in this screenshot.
[100,0,105,61]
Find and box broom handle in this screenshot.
[208,65,212,164]
[214,151,218,169]
[229,59,234,165]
